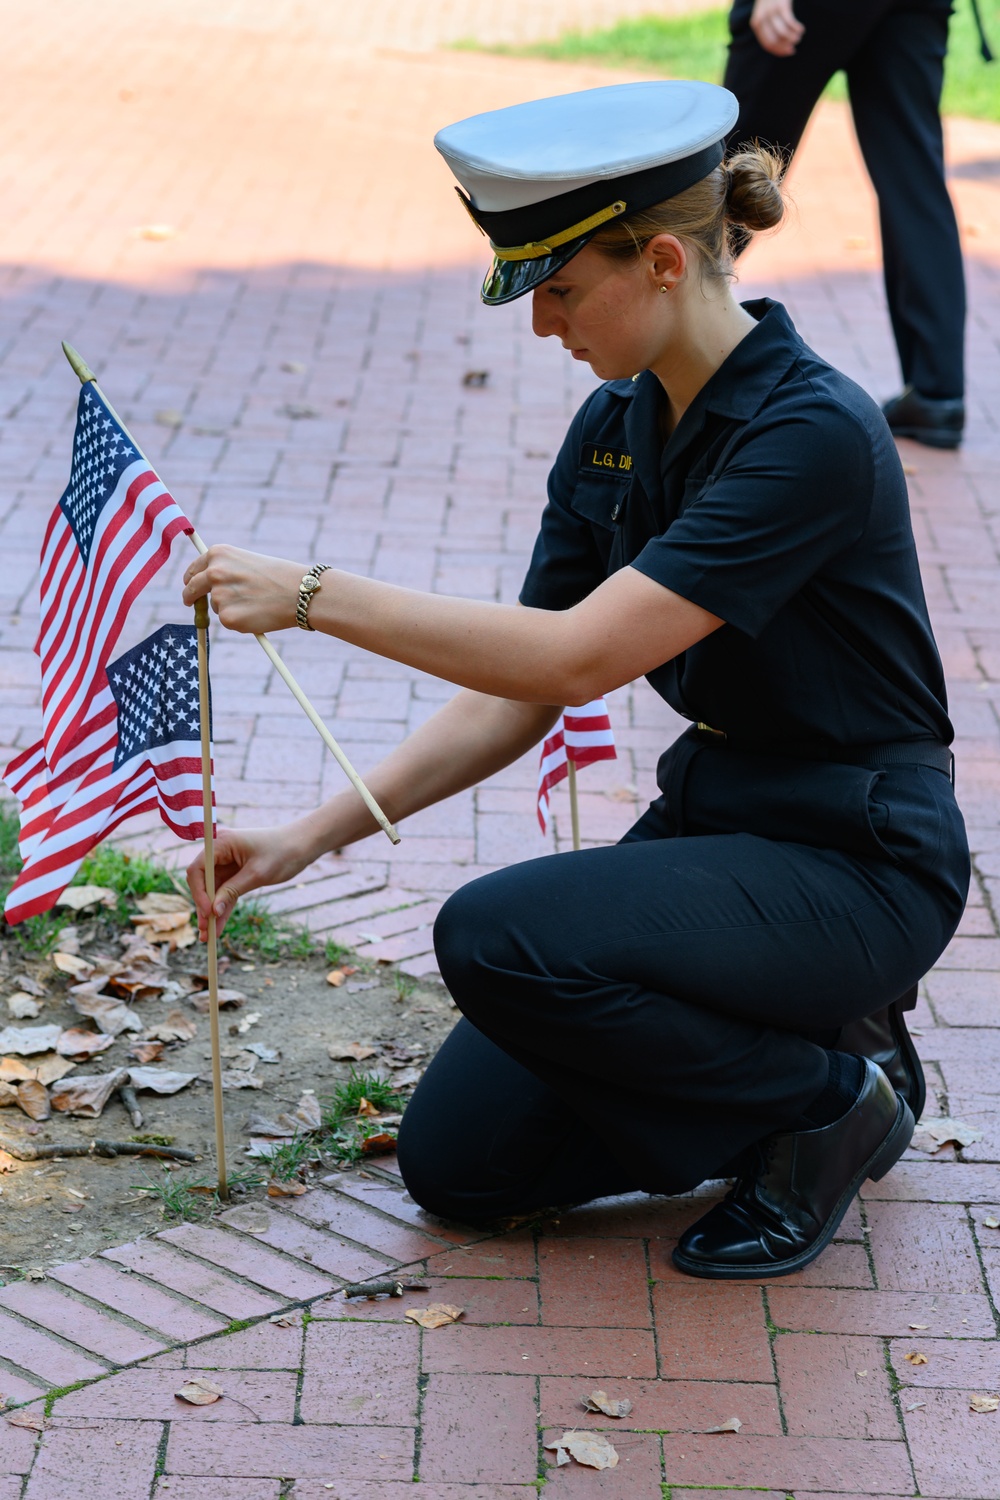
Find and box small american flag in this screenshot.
[37,383,192,774]
[4,624,212,924]
[536,697,616,834]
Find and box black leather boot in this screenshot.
[837,985,925,1122]
[673,1059,914,1280]
[882,386,964,449]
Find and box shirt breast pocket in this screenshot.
[569,475,629,533]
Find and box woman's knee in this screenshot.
[433,871,517,995]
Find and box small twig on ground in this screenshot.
[117,1082,143,1128]
[342,1277,428,1298]
[0,1137,198,1162]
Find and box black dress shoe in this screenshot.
[882,386,964,449]
[836,985,925,1121]
[673,1059,914,1280]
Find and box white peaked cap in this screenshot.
[434,80,739,303]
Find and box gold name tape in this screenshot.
[582,445,633,474]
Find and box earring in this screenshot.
[659,285,669,294]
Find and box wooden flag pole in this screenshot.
[567,761,582,852]
[61,342,400,846]
[193,594,229,1202]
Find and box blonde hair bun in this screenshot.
[725,146,785,234]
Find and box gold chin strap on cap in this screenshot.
[491,199,627,262]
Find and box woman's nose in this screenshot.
[531,289,563,339]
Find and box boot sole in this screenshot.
[671,1095,915,1281]
[888,426,962,450]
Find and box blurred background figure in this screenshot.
[724,0,983,449]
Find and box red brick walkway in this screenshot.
[1,3,1000,1495]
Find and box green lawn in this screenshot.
[464,2,999,123]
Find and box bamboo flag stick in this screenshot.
[567,761,582,852]
[61,341,400,845]
[194,594,229,1202]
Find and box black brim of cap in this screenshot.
[481,234,592,306]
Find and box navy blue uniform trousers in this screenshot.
[724,0,965,400]
[397,759,967,1223]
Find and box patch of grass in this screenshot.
[267,1134,319,1182]
[76,843,179,918]
[323,936,351,966]
[131,1164,264,1219]
[393,971,418,1004]
[460,1,1000,123]
[222,897,314,961]
[322,1068,404,1128]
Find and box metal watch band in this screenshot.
[295,563,331,631]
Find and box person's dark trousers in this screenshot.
[397,797,963,1224]
[724,0,965,400]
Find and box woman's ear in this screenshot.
[643,233,687,292]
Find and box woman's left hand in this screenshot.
[182,544,308,633]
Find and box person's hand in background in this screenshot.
[750,0,805,56]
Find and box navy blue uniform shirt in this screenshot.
[520,299,952,752]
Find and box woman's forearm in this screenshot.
[294,688,561,859]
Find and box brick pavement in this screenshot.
[2,2,1000,1495]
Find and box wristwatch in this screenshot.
[295,563,331,630]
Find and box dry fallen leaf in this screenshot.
[57,1027,116,1059]
[581,1390,633,1419]
[144,1010,197,1043]
[269,1312,298,1326]
[12,975,46,998]
[56,885,117,912]
[970,1394,999,1413]
[70,994,142,1037]
[267,1178,308,1197]
[15,1079,50,1121]
[909,1324,929,1331]
[189,988,247,1014]
[910,1116,984,1152]
[50,1067,130,1118]
[545,1431,619,1470]
[128,1040,165,1064]
[289,1091,322,1132]
[404,1303,464,1329]
[0,1057,35,1082]
[325,969,346,987]
[360,1132,397,1155]
[0,1082,18,1108]
[327,1040,377,1062]
[0,1149,16,1170]
[905,1352,929,1366]
[175,1377,224,1406]
[356,1096,380,1117]
[6,993,41,1020]
[135,893,192,916]
[220,1070,264,1090]
[52,952,93,978]
[31,1053,76,1086]
[704,1416,743,1434]
[128,1067,196,1094]
[25,1268,46,1281]
[0,1024,63,1056]
[7,1409,45,1431]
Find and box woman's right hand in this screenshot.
[186,823,315,940]
[750,0,805,56]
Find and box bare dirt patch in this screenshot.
[0,934,457,1272]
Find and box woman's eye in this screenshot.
[549,286,571,298]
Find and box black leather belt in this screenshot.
[694,726,954,781]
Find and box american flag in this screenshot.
[37,384,192,774]
[536,697,616,834]
[4,624,212,924]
